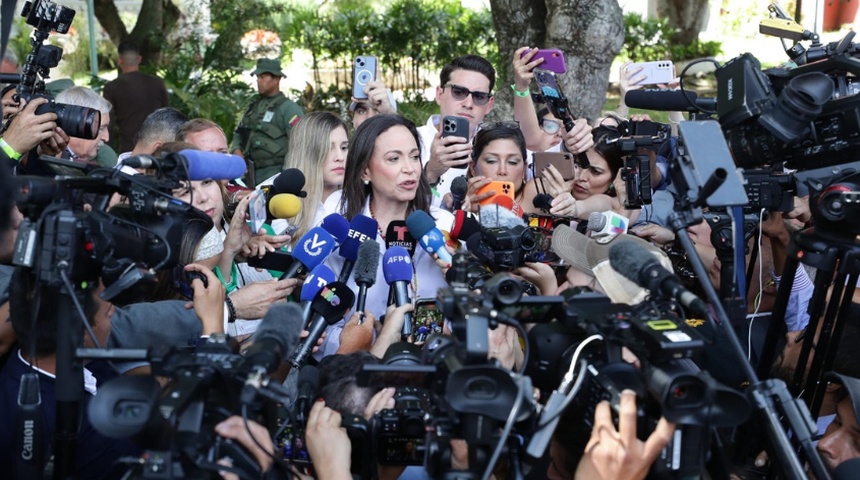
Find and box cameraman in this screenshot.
[0,95,65,172]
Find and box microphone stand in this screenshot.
[667,169,828,479]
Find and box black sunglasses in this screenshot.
[444,83,492,106]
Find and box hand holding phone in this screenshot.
[626,60,675,86]
[440,116,470,168]
[521,48,566,74]
[352,55,378,99]
[475,180,516,207]
[534,152,575,181]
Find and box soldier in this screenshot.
[231,58,304,186]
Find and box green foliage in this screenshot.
[277,0,497,112]
[159,35,255,142]
[209,0,283,70]
[621,13,676,62]
[621,12,722,62]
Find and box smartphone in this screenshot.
[475,180,515,206]
[533,152,575,180]
[245,251,295,272]
[352,55,378,99]
[171,265,208,300]
[522,48,566,74]
[413,297,444,343]
[627,60,675,86]
[533,70,574,124]
[441,115,470,168]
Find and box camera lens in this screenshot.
[54,102,100,139]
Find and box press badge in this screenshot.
[262,110,274,122]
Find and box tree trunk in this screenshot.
[93,0,180,67]
[489,0,623,122]
[656,0,710,45]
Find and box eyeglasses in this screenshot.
[444,83,493,106]
[540,118,562,135]
[476,120,520,132]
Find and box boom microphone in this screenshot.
[299,264,337,327]
[280,227,337,280]
[383,246,414,338]
[479,204,527,229]
[608,240,710,319]
[241,303,303,375]
[338,215,379,282]
[353,240,381,322]
[291,282,355,368]
[405,210,452,265]
[624,89,717,113]
[123,149,247,180]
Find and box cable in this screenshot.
[240,402,281,467]
[537,333,604,428]
[482,374,524,480]
[747,208,767,361]
[59,268,103,350]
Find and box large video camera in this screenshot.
[4,0,101,139]
[613,120,673,209]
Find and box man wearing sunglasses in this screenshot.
[419,55,496,197]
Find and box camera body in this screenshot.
[376,387,433,465]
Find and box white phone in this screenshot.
[627,60,675,86]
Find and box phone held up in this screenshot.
[352,55,378,99]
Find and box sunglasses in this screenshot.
[444,83,492,106]
[540,118,562,135]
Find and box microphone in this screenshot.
[291,281,355,368]
[587,211,629,238]
[450,175,468,210]
[624,89,716,113]
[280,227,337,280]
[337,215,379,282]
[479,204,527,229]
[405,210,452,266]
[123,149,247,180]
[608,240,710,319]
[353,240,380,322]
[533,193,553,212]
[272,168,307,197]
[241,303,303,375]
[489,194,525,217]
[294,366,320,426]
[299,264,337,328]
[448,210,481,245]
[385,220,416,256]
[320,213,350,246]
[383,246,414,337]
[268,194,302,219]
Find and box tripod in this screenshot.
[756,227,860,419]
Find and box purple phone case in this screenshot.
[526,49,566,74]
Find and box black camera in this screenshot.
[376,387,432,466]
[8,0,101,139]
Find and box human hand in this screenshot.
[575,390,675,480]
[562,117,593,154]
[214,416,274,478]
[620,61,646,98]
[37,127,69,157]
[463,175,494,213]
[186,263,225,335]
[3,97,58,155]
[363,387,396,421]
[305,400,352,480]
[337,311,375,354]
[630,223,675,247]
[549,192,578,217]
[241,229,291,258]
[223,191,256,256]
[363,81,396,114]
[488,323,520,371]
[371,303,414,358]
[513,262,558,295]
[540,164,574,198]
[512,46,543,91]
[760,211,789,241]
[786,195,810,224]
[298,327,326,354]
[425,131,472,184]
[229,278,298,319]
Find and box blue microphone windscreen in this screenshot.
[293,227,337,271]
[321,214,350,245]
[179,149,247,180]
[383,246,414,284]
[405,210,436,238]
[301,264,337,302]
[339,215,378,261]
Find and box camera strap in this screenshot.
[16,371,47,479]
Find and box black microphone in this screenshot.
[450,175,468,210]
[272,168,307,197]
[385,220,416,257]
[625,89,717,112]
[353,240,380,322]
[608,240,710,319]
[533,193,553,212]
[291,282,355,368]
[295,365,320,426]
[241,303,303,375]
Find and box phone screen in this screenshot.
[413,299,444,343]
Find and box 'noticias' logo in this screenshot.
[302,233,328,256]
